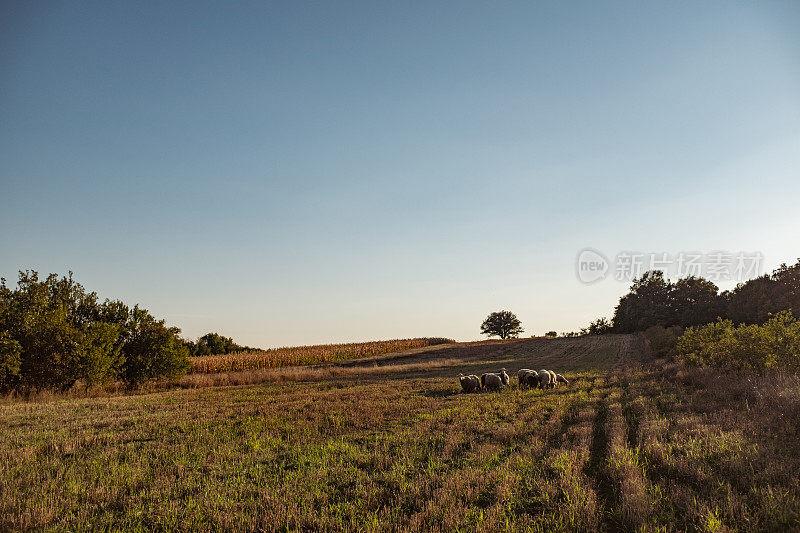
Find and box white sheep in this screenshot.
[458,373,481,393]
[555,373,569,385]
[538,369,553,389]
[499,368,510,386]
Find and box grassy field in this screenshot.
[1,334,799,531]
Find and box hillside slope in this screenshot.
[179,333,644,388]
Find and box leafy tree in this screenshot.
[18,307,83,391]
[117,307,190,387]
[721,260,800,326]
[612,271,673,332]
[189,332,246,356]
[76,322,123,387]
[724,275,786,325]
[669,276,720,327]
[0,332,22,392]
[773,259,800,315]
[2,272,85,390]
[545,331,558,338]
[480,311,523,339]
[582,317,612,335]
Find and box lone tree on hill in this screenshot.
[481,310,524,339]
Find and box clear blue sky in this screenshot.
[2,1,799,347]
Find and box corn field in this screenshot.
[188,337,455,374]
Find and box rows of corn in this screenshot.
[188,337,455,373]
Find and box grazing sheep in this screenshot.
[538,369,553,389]
[481,373,501,390]
[458,373,481,393]
[555,373,569,385]
[517,368,539,387]
[548,370,558,388]
[499,368,510,386]
[481,369,508,391]
[518,369,538,388]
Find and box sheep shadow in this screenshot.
[420,388,460,398]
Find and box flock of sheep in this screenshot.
[457,368,569,393]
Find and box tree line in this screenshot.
[584,258,800,372]
[589,258,800,333]
[184,332,257,357]
[0,271,256,393]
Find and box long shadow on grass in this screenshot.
[420,389,459,398]
[583,392,627,532]
[619,378,640,451]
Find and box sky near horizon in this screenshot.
[1,1,799,347]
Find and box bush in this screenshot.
[644,325,683,358]
[677,312,800,372]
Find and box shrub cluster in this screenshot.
[677,311,800,372]
[643,325,684,358]
[0,271,189,392]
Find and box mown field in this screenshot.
[1,334,799,531]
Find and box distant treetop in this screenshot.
[481,310,524,339]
